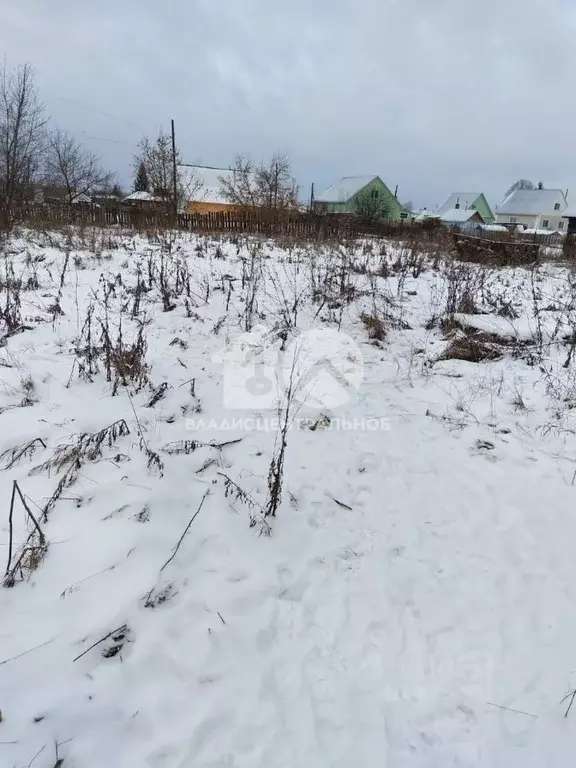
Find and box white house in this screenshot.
[495,189,569,232]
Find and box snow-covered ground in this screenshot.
[2,227,576,766]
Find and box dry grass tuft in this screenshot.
[360,312,386,342]
[439,334,502,363]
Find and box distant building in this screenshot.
[435,192,494,223]
[441,208,485,228]
[92,193,122,209]
[123,191,163,208]
[179,165,251,214]
[33,186,92,206]
[314,175,409,221]
[414,209,440,222]
[496,188,568,232]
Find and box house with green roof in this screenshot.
[314,175,409,221]
[435,192,494,224]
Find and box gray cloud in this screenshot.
[3,0,576,207]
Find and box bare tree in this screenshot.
[219,152,299,213]
[218,154,258,209]
[133,131,174,202]
[177,164,204,212]
[44,129,111,207]
[353,188,392,224]
[134,131,201,210]
[256,153,299,212]
[0,63,47,213]
[505,179,535,197]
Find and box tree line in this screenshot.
[0,63,117,212]
[0,60,300,217]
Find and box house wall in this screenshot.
[495,212,566,231]
[535,214,567,231]
[316,177,408,221]
[314,200,346,214]
[495,213,538,229]
[350,177,408,221]
[472,195,494,223]
[187,201,241,214]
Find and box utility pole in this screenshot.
[171,118,178,218]
[309,182,315,212]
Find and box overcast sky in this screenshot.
[3,0,576,209]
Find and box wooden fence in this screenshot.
[452,232,541,265]
[1,206,569,262]
[1,205,417,241]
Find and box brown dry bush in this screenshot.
[439,335,502,363]
[361,312,387,341]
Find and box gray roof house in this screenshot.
[496,189,569,232]
[435,193,494,223]
[441,208,485,227]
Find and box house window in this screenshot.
[510,217,518,224]
[559,221,565,230]
[370,189,379,200]
[542,219,550,228]
[554,203,561,211]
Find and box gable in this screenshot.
[349,177,405,213]
[436,193,482,216]
[474,194,494,221]
[316,176,378,203]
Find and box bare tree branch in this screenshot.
[44,129,111,207]
[353,188,392,224]
[219,152,299,213]
[0,62,47,214]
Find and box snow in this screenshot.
[315,176,378,203]
[523,228,562,236]
[123,191,161,202]
[178,165,231,205]
[498,189,568,216]
[2,229,576,766]
[178,165,257,205]
[441,208,480,223]
[453,313,535,341]
[435,193,483,216]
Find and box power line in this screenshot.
[49,92,138,128]
[68,129,136,147]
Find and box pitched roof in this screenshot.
[316,176,378,203]
[71,193,92,204]
[441,208,482,223]
[123,191,161,202]
[498,189,568,216]
[436,193,482,216]
[178,164,258,205]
